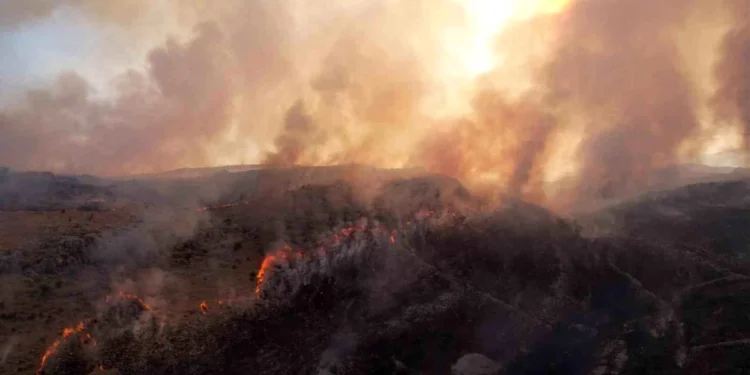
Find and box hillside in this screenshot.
[1,167,749,374]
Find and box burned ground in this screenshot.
[2,166,750,374]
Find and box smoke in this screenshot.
[265,100,323,166]
[0,0,151,29]
[0,336,17,365]
[93,206,205,265]
[417,93,556,199]
[262,0,462,168]
[543,0,704,200]
[0,22,235,175]
[0,0,294,175]
[261,0,726,206]
[714,0,750,150]
[0,0,747,207]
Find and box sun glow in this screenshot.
[455,0,573,78]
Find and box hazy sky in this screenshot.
[0,2,183,103]
[2,7,100,97]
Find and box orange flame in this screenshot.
[199,301,208,315]
[255,245,295,296]
[38,292,154,373]
[114,291,152,311]
[255,224,390,296]
[37,322,86,375]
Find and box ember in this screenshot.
[199,301,208,315]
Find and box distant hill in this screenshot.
[579,176,750,259]
[549,163,750,214]
[121,165,264,180]
[0,168,115,211]
[0,165,429,211]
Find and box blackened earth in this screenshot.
[2,166,750,375]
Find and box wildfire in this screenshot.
[37,322,86,375]
[255,223,399,296]
[117,291,152,311]
[255,245,298,296]
[35,218,421,372]
[37,291,155,373]
[105,291,152,311]
[254,254,273,296]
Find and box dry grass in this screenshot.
[0,210,133,251]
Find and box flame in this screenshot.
[255,244,297,296]
[34,218,420,373]
[255,224,383,296]
[38,292,153,373]
[106,292,152,311]
[37,322,86,375]
[117,291,152,311]
[255,255,273,296]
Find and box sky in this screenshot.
[0,2,184,103]
[1,7,108,99]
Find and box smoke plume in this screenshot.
[714,0,750,149]
[543,0,704,199]
[0,0,746,207]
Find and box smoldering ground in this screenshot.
[15,170,750,375]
